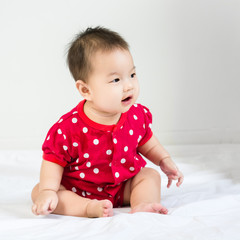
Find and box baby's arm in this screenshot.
[138,135,184,187]
[32,160,63,215]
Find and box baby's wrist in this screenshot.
[39,189,57,194]
[158,156,171,166]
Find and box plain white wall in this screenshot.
[0,0,239,149]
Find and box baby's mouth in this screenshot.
[122,96,132,102]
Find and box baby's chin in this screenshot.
[121,103,135,113]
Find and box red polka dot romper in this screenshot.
[42,100,153,207]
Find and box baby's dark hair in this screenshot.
[67,26,129,82]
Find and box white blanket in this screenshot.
[0,144,240,240]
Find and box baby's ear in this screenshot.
[76,80,91,100]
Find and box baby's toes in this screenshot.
[102,200,113,217]
[160,207,168,214]
[152,203,168,214]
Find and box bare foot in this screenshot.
[86,199,113,218]
[130,203,168,215]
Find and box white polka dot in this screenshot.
[97,187,103,192]
[83,153,89,158]
[113,138,117,144]
[129,130,134,135]
[93,168,99,174]
[83,127,88,133]
[76,158,79,163]
[143,124,145,129]
[86,162,91,168]
[138,135,142,142]
[63,134,66,140]
[72,187,77,192]
[109,163,112,167]
[47,136,50,141]
[144,108,148,113]
[133,115,138,120]
[72,118,78,123]
[80,172,85,178]
[58,119,63,123]
[130,167,135,171]
[58,129,62,134]
[72,111,78,114]
[149,123,152,129]
[135,156,139,161]
[93,139,99,145]
[124,146,128,152]
[82,191,86,197]
[121,158,126,164]
[115,172,120,178]
[75,166,79,170]
[73,142,78,147]
[63,145,68,151]
[120,126,123,129]
[134,104,138,107]
[86,192,91,196]
[106,150,112,155]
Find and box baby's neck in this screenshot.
[83,101,121,126]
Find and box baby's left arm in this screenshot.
[138,135,184,188]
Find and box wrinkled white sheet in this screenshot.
[0,144,240,240]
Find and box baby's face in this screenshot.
[86,49,139,114]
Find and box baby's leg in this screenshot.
[123,167,168,214]
[31,184,113,218]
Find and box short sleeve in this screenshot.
[42,123,73,167]
[138,105,153,147]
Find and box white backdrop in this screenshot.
[0,0,239,149]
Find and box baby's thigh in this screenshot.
[123,178,132,206]
[135,167,161,181]
[122,168,161,205]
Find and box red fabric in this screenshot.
[42,100,153,207]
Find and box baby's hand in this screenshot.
[32,190,58,215]
[159,157,184,188]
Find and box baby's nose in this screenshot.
[124,79,133,92]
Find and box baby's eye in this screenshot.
[112,78,120,83]
[131,73,136,78]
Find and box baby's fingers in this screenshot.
[166,174,178,188]
[49,199,58,213]
[167,172,184,188]
[33,201,51,215]
[167,179,172,188]
[32,204,37,215]
[176,175,184,187]
[32,204,43,215]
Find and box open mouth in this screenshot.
[122,96,132,102]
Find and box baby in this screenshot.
[31,27,184,218]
